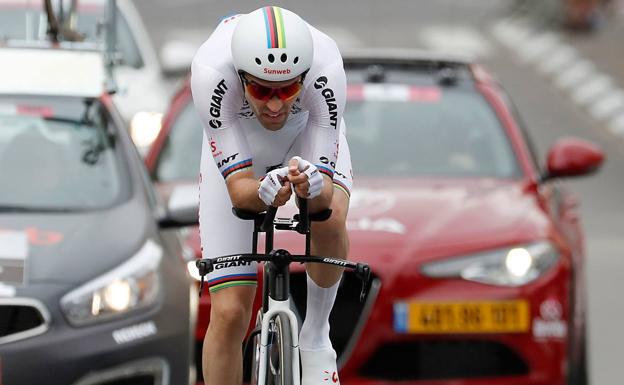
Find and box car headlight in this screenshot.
[130,111,163,148]
[187,261,201,282]
[421,241,559,286]
[61,240,163,326]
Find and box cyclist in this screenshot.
[191,6,351,385]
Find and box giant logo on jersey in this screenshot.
[209,79,228,129]
[314,76,338,129]
[319,156,336,169]
[217,153,239,168]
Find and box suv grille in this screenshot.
[360,340,529,380]
[0,300,48,344]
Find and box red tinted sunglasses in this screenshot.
[242,77,302,102]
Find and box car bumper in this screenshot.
[1,292,192,385]
[337,260,571,385]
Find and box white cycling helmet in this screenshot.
[232,6,313,82]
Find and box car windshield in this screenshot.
[154,100,202,182]
[0,96,130,210]
[153,82,521,182]
[345,84,521,177]
[0,1,143,68]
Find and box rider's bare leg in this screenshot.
[202,285,256,385]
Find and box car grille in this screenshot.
[0,299,48,344]
[359,340,529,380]
[289,270,380,364]
[239,271,380,382]
[95,376,154,385]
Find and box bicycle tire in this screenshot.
[268,313,294,385]
[251,311,294,385]
[250,310,263,385]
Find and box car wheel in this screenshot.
[568,300,589,385]
[569,336,589,385]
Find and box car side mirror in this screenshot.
[158,184,199,228]
[160,39,197,78]
[542,137,604,181]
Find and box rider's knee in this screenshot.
[208,288,254,337]
[312,191,348,237]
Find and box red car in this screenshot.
[146,50,604,385]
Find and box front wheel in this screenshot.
[268,313,294,385]
[251,312,294,385]
[250,310,263,385]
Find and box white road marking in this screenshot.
[554,60,595,90]
[571,74,615,105]
[517,32,561,64]
[537,45,579,75]
[491,19,530,47]
[491,17,624,141]
[589,91,624,120]
[419,25,493,58]
[608,113,624,134]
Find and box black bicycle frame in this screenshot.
[196,199,371,306]
[257,199,312,312]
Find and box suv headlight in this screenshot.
[421,241,559,286]
[61,240,163,326]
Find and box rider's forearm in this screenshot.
[308,176,333,213]
[227,177,268,212]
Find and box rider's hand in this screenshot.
[258,166,292,206]
[287,156,323,199]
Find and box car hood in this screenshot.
[0,199,152,286]
[343,178,544,263]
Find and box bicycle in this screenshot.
[196,198,371,385]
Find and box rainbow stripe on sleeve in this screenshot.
[317,164,334,178]
[333,179,351,198]
[208,273,257,293]
[221,159,253,179]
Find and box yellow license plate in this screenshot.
[394,300,530,334]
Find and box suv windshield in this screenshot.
[0,96,130,210]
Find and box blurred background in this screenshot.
[139,1,624,383]
[145,0,624,383]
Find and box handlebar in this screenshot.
[231,198,331,234]
[196,252,371,301]
[261,205,278,232]
[198,198,370,301]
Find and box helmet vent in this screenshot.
[281,53,288,63]
[268,54,275,63]
[255,58,261,65]
[293,56,299,64]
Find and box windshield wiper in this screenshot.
[0,205,82,213]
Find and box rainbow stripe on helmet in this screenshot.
[263,6,286,49]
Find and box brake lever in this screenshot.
[355,263,371,302]
[195,259,214,297]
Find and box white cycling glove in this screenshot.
[291,156,324,199]
[258,166,290,206]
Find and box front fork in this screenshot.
[257,297,301,385]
